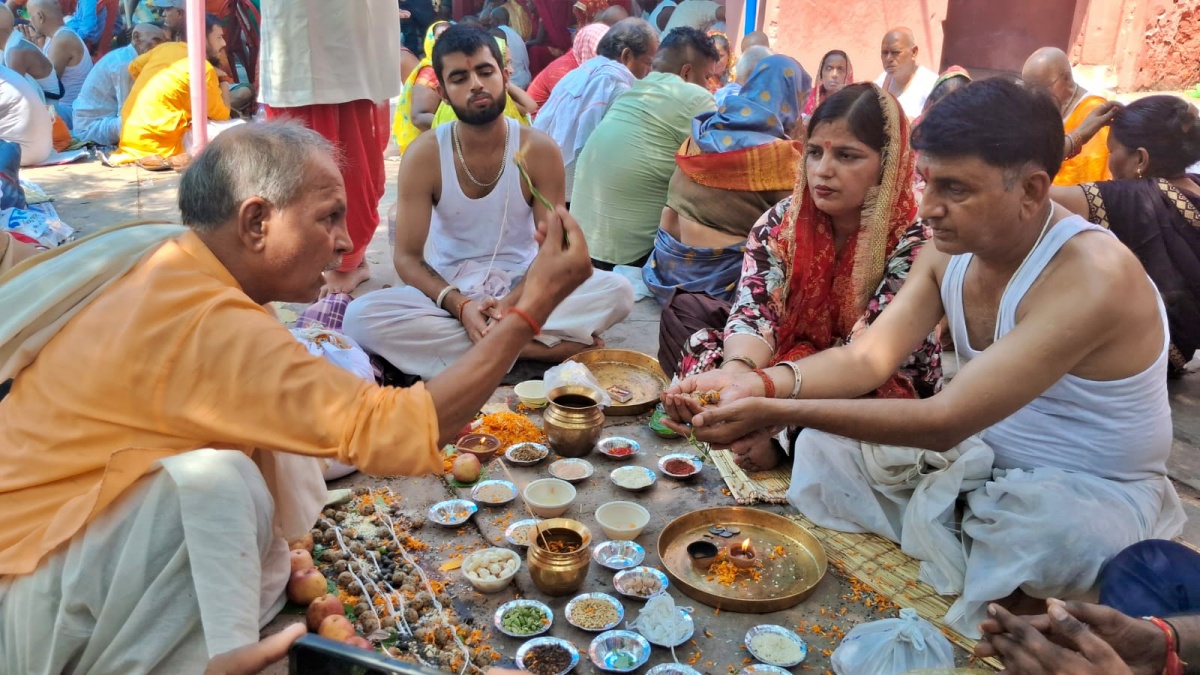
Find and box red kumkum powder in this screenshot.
[664,458,697,475]
[608,445,634,457]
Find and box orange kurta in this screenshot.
[0,231,442,576]
[1055,94,1111,186]
[115,42,231,160]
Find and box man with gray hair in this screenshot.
[534,17,659,200]
[0,122,595,672]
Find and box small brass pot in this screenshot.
[527,518,592,596]
[543,386,605,458]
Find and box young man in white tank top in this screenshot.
[25,0,92,128]
[659,78,1185,640]
[343,25,634,381]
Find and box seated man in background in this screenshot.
[24,0,92,127]
[571,25,718,269]
[73,22,168,145]
[0,65,52,165]
[664,78,1185,638]
[0,121,595,672]
[344,26,633,380]
[110,13,232,164]
[535,17,658,201]
[873,26,937,119]
[0,5,56,101]
[1022,46,1112,186]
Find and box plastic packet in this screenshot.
[292,327,373,479]
[543,361,613,407]
[830,608,954,675]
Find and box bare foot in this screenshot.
[519,334,604,362]
[731,429,783,472]
[320,261,371,297]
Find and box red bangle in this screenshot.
[506,307,542,336]
[752,368,776,399]
[1145,616,1185,675]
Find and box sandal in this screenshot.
[168,153,192,172]
[134,155,171,172]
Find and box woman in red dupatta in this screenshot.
[527,0,574,76]
[802,50,852,117]
[659,83,941,468]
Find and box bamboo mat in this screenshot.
[708,444,999,669]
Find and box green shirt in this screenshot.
[571,71,716,265]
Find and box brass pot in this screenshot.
[526,518,592,596]
[543,386,604,458]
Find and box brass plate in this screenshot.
[657,507,827,613]
[565,349,668,416]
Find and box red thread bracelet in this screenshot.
[507,307,542,336]
[752,368,776,399]
[1145,616,1185,675]
[455,297,473,320]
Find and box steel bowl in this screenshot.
[549,458,595,484]
[588,630,651,673]
[609,465,656,493]
[565,592,624,632]
[427,499,477,527]
[744,625,808,667]
[658,453,704,479]
[612,566,669,601]
[592,540,646,571]
[516,637,579,675]
[596,437,642,460]
[636,606,694,648]
[504,442,550,466]
[738,666,792,675]
[648,665,702,675]
[470,479,517,507]
[493,598,553,638]
[504,518,543,548]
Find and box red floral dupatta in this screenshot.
[773,84,919,398]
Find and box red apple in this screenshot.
[287,568,327,606]
[344,636,373,650]
[290,549,315,573]
[306,594,345,632]
[288,532,314,553]
[318,614,356,642]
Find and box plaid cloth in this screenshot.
[295,294,350,332]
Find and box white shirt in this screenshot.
[873,65,939,120]
[72,44,135,145]
[662,0,718,33]
[0,66,52,166]
[646,0,676,33]
[498,25,531,89]
[260,0,401,107]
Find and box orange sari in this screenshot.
[1055,94,1111,186]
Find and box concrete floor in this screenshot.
[23,154,1200,674]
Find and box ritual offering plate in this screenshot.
[636,606,694,648]
[505,442,550,466]
[657,507,827,613]
[588,630,651,673]
[738,665,792,675]
[610,466,656,493]
[516,637,580,675]
[596,437,642,460]
[471,479,518,506]
[744,625,808,667]
[427,499,478,527]
[658,453,703,479]
[612,566,669,601]
[505,518,543,548]
[549,458,594,484]
[565,592,625,631]
[648,665,703,675]
[592,539,646,571]
[566,349,668,416]
[494,599,554,638]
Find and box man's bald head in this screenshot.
[131,22,168,55]
[740,31,769,50]
[597,5,630,26]
[28,0,63,19]
[1021,47,1076,108]
[880,26,919,80]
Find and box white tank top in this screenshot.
[41,26,92,107]
[3,32,57,99]
[424,118,538,275]
[940,214,1172,481]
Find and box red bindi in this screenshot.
[822,141,832,150]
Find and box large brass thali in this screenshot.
[657,507,827,613]
[565,349,668,416]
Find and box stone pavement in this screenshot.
[23,155,1200,673]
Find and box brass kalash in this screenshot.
[542,386,604,458]
[526,518,592,596]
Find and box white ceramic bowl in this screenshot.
[595,501,651,540]
[515,380,548,407]
[523,478,577,518]
[461,547,520,593]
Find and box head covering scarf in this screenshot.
[775,83,917,366]
[394,20,450,154]
[933,65,971,90]
[573,22,608,64]
[693,54,805,154]
[802,50,853,117]
[573,0,612,25]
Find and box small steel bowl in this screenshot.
[609,466,656,493]
[637,606,694,648]
[493,598,553,638]
[744,625,809,667]
[549,458,595,484]
[588,630,651,673]
[504,442,550,466]
[565,592,624,632]
[516,636,579,675]
[738,666,792,675]
[504,517,543,548]
[427,499,478,527]
[592,540,646,571]
[596,437,641,460]
[471,479,517,506]
[658,453,704,479]
[612,566,670,601]
[648,665,703,675]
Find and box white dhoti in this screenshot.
[344,264,635,380]
[787,429,1186,637]
[0,448,323,674]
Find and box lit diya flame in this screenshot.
[729,538,757,568]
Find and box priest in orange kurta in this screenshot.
[0,122,594,673]
[1021,46,1112,186]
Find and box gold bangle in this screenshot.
[721,355,758,371]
